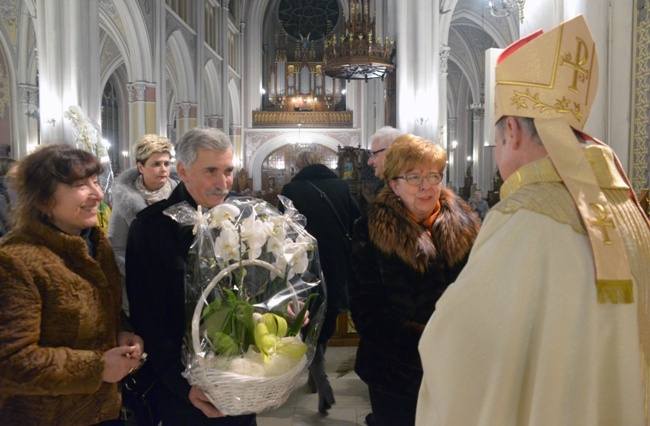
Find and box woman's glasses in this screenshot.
[395,173,442,186]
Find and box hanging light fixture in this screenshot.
[322,0,395,81]
[488,0,526,24]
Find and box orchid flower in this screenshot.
[214,221,242,262]
[239,213,268,260]
[210,204,241,228]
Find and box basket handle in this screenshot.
[191,259,298,357]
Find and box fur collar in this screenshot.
[368,187,480,272]
[112,167,179,224]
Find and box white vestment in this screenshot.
[416,146,649,426]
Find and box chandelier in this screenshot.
[488,0,526,24]
[322,0,395,81]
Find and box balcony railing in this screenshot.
[252,111,353,128]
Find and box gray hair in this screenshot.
[175,127,232,168]
[496,116,541,145]
[370,126,402,150]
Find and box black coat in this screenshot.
[350,187,480,400]
[280,164,361,341]
[125,183,255,425]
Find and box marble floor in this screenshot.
[257,346,372,426]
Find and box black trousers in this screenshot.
[367,385,416,426]
[153,385,257,426]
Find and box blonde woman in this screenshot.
[108,134,178,314]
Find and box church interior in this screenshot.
[1,0,649,424]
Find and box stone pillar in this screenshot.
[230,124,242,171]
[395,1,439,138]
[127,82,158,148]
[446,116,457,189]
[35,0,100,145]
[439,45,451,149]
[18,84,39,155]
[175,103,198,138]
[221,0,230,133]
[470,107,485,191]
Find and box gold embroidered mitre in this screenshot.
[494,15,598,129]
[495,15,636,306]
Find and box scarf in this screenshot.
[407,201,441,235]
[135,174,174,205]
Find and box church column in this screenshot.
[127,82,158,164]
[236,22,245,171]
[439,45,451,149]
[446,116,457,189]
[220,0,230,134]
[206,115,222,129]
[153,0,167,134]
[195,0,205,124]
[18,84,39,155]
[230,124,242,170]
[395,1,439,139]
[470,106,485,192]
[35,0,100,145]
[175,103,198,137]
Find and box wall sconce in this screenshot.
[451,140,458,150]
[467,156,473,162]
[121,150,129,158]
[415,117,429,126]
[46,118,56,127]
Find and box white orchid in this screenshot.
[239,212,268,260]
[273,236,310,278]
[206,201,313,281]
[210,204,241,228]
[214,220,242,262]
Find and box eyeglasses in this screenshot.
[368,148,386,158]
[395,173,443,186]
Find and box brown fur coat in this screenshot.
[0,220,123,425]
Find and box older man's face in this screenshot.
[367,140,387,179]
[177,148,234,208]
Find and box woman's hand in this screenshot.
[189,386,226,418]
[117,331,144,359]
[287,301,310,327]
[102,345,142,383]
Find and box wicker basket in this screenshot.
[188,259,308,415]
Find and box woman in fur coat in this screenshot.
[350,134,480,426]
[108,134,178,314]
[0,145,144,425]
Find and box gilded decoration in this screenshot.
[631,0,650,192]
[510,89,583,124]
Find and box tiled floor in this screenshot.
[257,346,372,426]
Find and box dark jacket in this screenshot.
[125,183,255,425]
[280,164,361,334]
[0,221,123,425]
[350,187,480,399]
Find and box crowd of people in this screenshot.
[0,15,648,426]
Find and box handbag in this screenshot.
[119,356,160,426]
[304,181,352,242]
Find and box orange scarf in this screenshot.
[407,201,441,235]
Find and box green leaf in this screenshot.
[288,293,318,337]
